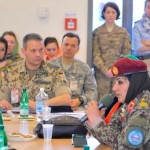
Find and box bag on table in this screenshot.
[34,116,87,138]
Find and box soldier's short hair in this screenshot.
[101,2,120,20]
[62,32,80,46]
[23,33,43,49]
[145,0,150,8]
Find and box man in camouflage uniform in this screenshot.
[93,2,131,99]
[51,33,98,110]
[0,33,71,110]
[85,58,150,149]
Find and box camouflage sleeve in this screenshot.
[92,113,121,148]
[121,29,131,55]
[11,53,24,62]
[80,65,98,104]
[116,108,149,149]
[92,31,108,73]
[53,68,71,96]
[92,95,150,150]
[0,70,11,102]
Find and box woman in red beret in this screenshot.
[85,58,150,149]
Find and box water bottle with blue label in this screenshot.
[36,88,48,122]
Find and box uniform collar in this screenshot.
[19,60,47,74]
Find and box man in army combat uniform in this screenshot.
[51,32,98,110]
[0,33,71,110]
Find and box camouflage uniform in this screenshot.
[51,57,98,105]
[0,61,12,86]
[0,60,70,102]
[92,90,150,150]
[8,53,23,63]
[93,24,131,98]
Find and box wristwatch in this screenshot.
[79,97,84,105]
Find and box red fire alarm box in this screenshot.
[65,18,77,30]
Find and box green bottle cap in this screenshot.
[0,125,4,130]
[23,88,27,92]
[83,145,90,150]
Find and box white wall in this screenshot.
[0,0,88,62]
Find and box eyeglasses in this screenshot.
[0,48,5,52]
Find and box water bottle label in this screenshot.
[36,101,43,113]
[20,109,28,116]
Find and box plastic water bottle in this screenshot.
[36,88,48,122]
[0,108,8,149]
[20,88,29,118]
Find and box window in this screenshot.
[132,0,145,27]
[93,0,123,30]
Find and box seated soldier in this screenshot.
[51,32,98,110]
[0,33,71,111]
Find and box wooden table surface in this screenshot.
[3,114,112,150]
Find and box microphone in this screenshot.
[80,94,114,124]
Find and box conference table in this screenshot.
[3,114,112,150]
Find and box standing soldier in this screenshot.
[132,0,150,75]
[93,2,131,99]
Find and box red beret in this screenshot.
[111,58,147,76]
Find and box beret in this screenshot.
[123,54,139,60]
[111,58,147,76]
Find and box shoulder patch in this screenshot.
[7,61,21,68]
[48,62,60,69]
[138,92,149,108]
[127,130,144,146]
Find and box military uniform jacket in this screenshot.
[132,19,150,56]
[93,90,150,150]
[93,23,131,74]
[51,57,98,105]
[0,61,11,81]
[0,60,70,102]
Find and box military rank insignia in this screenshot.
[127,99,136,114]
[112,66,119,75]
[139,97,148,108]
[58,72,65,81]
[120,107,126,122]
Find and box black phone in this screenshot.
[72,134,87,147]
